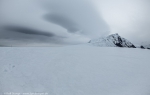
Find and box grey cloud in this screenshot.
[0,26,67,46]
[42,0,110,37]
[44,13,80,33]
[3,26,55,37]
[0,29,65,46]
[0,0,110,46]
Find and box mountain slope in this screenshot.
[89,33,136,48]
[0,45,150,95]
[143,44,150,49]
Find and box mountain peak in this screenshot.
[89,33,136,48]
[115,33,119,35]
[112,33,119,36]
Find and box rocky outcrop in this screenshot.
[143,44,150,49]
[140,46,145,49]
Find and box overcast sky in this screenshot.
[0,0,150,46]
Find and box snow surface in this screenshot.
[0,45,150,95]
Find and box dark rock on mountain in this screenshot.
[140,46,145,49]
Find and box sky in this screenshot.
[0,0,150,46]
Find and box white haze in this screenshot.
[93,0,150,44]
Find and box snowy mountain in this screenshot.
[137,42,150,49]
[135,44,150,49]
[143,44,150,49]
[89,33,136,48]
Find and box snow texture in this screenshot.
[0,45,150,95]
[89,33,136,48]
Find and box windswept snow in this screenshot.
[0,45,150,95]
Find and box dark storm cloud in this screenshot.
[4,26,55,37]
[44,13,80,33]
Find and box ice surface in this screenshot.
[0,45,150,95]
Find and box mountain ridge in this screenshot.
[89,33,136,48]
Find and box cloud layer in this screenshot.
[4,26,55,37]
[44,13,80,33]
[0,0,109,46]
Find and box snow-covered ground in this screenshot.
[0,45,150,95]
